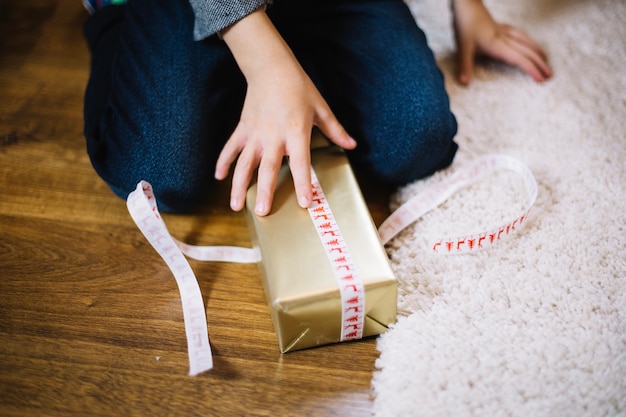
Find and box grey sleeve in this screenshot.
[189,0,269,40]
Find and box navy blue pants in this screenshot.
[83,0,458,212]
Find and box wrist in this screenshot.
[221,8,297,83]
[451,0,482,13]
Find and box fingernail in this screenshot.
[299,195,311,208]
[255,202,267,215]
[230,197,241,211]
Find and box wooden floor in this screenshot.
[0,1,392,416]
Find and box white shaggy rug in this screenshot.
[372,0,626,416]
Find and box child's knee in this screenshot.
[109,174,212,213]
[88,131,216,213]
[363,110,458,185]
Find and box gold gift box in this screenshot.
[245,132,397,353]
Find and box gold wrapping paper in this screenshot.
[245,133,397,353]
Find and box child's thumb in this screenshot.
[316,109,356,150]
[457,41,475,85]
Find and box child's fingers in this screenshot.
[254,147,284,216]
[498,35,552,82]
[287,137,313,210]
[456,35,477,85]
[503,28,553,79]
[502,25,549,62]
[315,106,356,150]
[229,144,260,212]
[215,129,244,181]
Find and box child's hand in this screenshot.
[452,0,553,85]
[216,9,356,216]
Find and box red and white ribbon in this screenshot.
[308,169,365,341]
[378,154,538,252]
[126,181,259,376]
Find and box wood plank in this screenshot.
[0,0,391,416]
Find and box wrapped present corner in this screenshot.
[245,133,397,353]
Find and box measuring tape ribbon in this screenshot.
[378,154,538,252]
[308,168,366,341]
[127,181,238,376]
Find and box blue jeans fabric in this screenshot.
[83,0,458,212]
